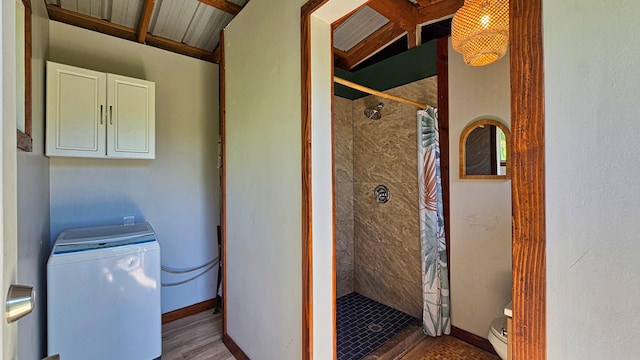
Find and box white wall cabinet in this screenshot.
[46,61,155,159]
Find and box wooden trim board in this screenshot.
[18,0,33,152]
[222,334,251,360]
[436,37,450,283]
[451,326,498,355]
[510,0,546,358]
[301,4,321,359]
[301,11,313,359]
[161,298,216,324]
[330,32,337,360]
[219,29,228,336]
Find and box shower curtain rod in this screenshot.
[334,76,430,109]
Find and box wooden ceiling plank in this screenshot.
[417,0,463,24]
[335,21,405,70]
[46,4,137,41]
[332,2,369,29]
[367,0,417,32]
[198,0,242,16]
[137,0,155,43]
[145,33,218,62]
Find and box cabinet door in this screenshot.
[106,74,155,159]
[46,62,107,157]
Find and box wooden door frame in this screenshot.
[510,0,546,358]
[301,0,546,359]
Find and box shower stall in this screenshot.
[333,77,438,359]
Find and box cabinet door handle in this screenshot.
[100,105,103,125]
[109,105,113,125]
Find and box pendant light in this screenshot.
[451,0,509,67]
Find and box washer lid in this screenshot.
[53,222,155,254]
[490,317,508,343]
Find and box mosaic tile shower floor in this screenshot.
[337,292,418,360]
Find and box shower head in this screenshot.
[364,103,384,120]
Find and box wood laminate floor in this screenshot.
[162,310,497,360]
[162,310,235,360]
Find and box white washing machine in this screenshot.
[47,222,161,360]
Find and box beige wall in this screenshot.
[544,1,640,358]
[224,0,307,358]
[448,41,512,337]
[351,78,437,319]
[48,21,220,314]
[16,0,50,358]
[334,96,354,298]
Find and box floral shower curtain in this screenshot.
[417,107,451,336]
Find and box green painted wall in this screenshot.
[335,40,437,99]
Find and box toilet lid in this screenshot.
[490,317,508,344]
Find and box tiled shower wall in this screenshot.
[334,77,437,317]
[335,96,355,298]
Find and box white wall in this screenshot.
[224,0,305,357]
[448,41,512,337]
[16,0,50,358]
[225,0,366,357]
[309,16,335,359]
[48,22,220,313]
[544,2,640,358]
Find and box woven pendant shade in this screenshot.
[451,0,509,66]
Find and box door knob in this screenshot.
[6,285,34,323]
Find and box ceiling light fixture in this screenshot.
[451,0,509,67]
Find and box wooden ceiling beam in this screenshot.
[212,43,222,63]
[334,22,405,70]
[47,4,137,41]
[417,0,463,24]
[407,29,418,48]
[198,0,242,16]
[145,34,218,63]
[334,48,348,67]
[367,0,418,32]
[137,0,155,43]
[212,28,224,64]
[414,0,435,7]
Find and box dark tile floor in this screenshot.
[337,292,418,360]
